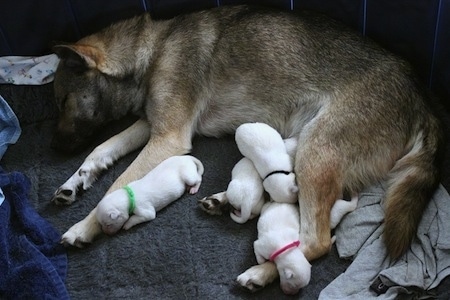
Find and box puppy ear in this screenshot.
[283,268,294,279]
[109,211,121,220]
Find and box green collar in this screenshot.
[123,185,136,215]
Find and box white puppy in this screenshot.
[247,202,311,295]
[95,155,204,235]
[235,123,298,203]
[237,195,358,294]
[197,137,298,222]
[227,157,266,223]
[197,157,265,223]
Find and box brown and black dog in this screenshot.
[51,4,443,289]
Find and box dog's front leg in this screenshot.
[237,262,279,292]
[61,125,194,247]
[52,119,151,205]
[61,207,101,247]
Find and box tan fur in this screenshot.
[51,6,443,262]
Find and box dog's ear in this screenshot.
[53,44,104,72]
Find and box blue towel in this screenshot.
[0,168,69,300]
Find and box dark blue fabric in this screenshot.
[0,169,69,300]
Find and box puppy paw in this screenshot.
[237,263,278,292]
[197,193,227,215]
[52,187,77,205]
[188,183,201,195]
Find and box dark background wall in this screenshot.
[0,0,448,108]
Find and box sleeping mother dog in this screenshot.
[50,4,443,288]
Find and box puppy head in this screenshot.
[276,250,311,294]
[263,173,298,203]
[96,196,129,235]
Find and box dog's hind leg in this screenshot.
[52,119,151,205]
[296,163,342,262]
[294,116,345,261]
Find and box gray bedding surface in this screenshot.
[1,83,450,299]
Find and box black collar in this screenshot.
[264,170,291,181]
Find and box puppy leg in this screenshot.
[197,192,229,215]
[330,194,358,229]
[123,207,156,230]
[253,240,266,265]
[52,119,151,205]
[237,262,278,292]
[181,168,202,194]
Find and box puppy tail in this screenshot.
[383,117,443,259]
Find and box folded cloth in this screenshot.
[0,95,21,159]
[320,183,450,299]
[0,54,59,85]
[0,168,69,300]
[0,94,21,206]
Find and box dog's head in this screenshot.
[263,173,298,203]
[51,38,143,153]
[96,194,129,235]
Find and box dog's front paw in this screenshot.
[61,229,90,248]
[237,270,264,292]
[60,217,100,248]
[197,192,228,215]
[52,187,77,205]
[237,263,278,292]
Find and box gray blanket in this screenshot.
[321,184,450,299]
[1,84,450,299]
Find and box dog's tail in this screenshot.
[383,115,443,259]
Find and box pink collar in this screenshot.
[269,240,301,262]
